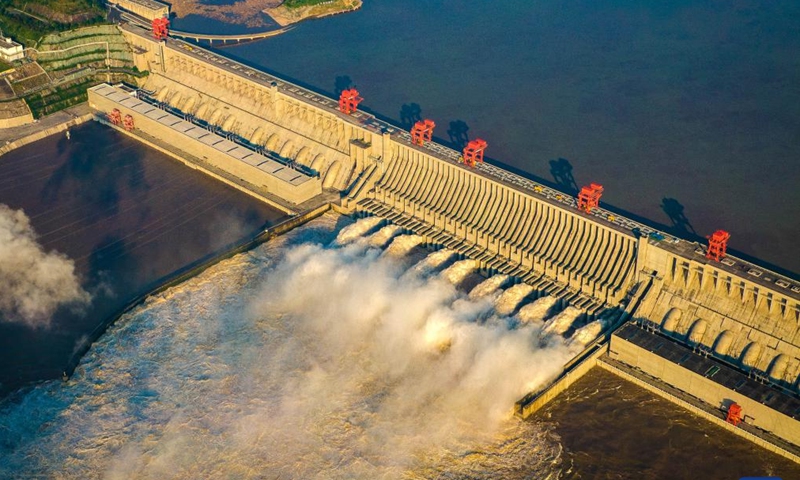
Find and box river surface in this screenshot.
[0,122,286,395]
[174,0,800,276]
[1,215,798,478]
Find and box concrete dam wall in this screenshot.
[121,24,386,194]
[95,22,800,454]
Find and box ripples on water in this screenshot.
[0,214,587,478]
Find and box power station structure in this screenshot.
[86,21,800,463]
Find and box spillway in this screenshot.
[517,296,559,325]
[76,20,800,462]
[469,274,510,300]
[495,284,535,317]
[0,214,574,477]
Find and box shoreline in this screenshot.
[263,0,363,28]
[0,103,93,158]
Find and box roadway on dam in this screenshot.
[0,122,287,396]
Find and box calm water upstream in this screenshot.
[175,0,800,276]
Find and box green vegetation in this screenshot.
[283,0,333,8]
[23,68,145,118]
[0,0,107,47]
[24,77,96,118]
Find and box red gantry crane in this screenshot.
[706,230,730,262]
[462,139,487,167]
[411,119,436,146]
[338,88,363,114]
[577,183,604,213]
[726,402,743,426]
[152,17,169,41]
[123,114,135,131]
[107,108,122,126]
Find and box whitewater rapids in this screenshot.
[0,214,574,479]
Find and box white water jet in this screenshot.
[440,259,479,286]
[367,224,403,248]
[495,284,534,317]
[384,234,425,257]
[0,215,572,478]
[469,275,510,300]
[569,319,606,347]
[517,295,557,324]
[410,248,457,276]
[335,216,383,244]
[543,306,583,336]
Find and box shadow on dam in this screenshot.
[0,122,287,398]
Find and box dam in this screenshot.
[84,21,800,461]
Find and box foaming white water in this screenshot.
[367,224,403,248]
[410,248,456,276]
[495,283,534,316]
[570,319,606,347]
[384,234,424,257]
[441,259,479,285]
[335,216,383,244]
[543,306,583,336]
[0,214,568,479]
[469,274,510,300]
[517,295,557,324]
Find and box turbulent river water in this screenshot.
[0,215,572,478]
[2,215,799,478]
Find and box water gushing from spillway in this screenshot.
[0,214,569,478]
[367,224,403,248]
[495,283,535,317]
[410,248,456,276]
[517,296,558,325]
[383,234,424,257]
[570,319,607,347]
[543,306,584,336]
[335,216,383,244]
[469,274,510,300]
[440,259,479,286]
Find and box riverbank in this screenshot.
[0,103,92,157]
[264,0,363,27]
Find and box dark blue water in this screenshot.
[176,0,800,275]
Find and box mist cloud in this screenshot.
[0,216,572,478]
[0,204,90,328]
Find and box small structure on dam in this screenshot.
[87,20,800,461]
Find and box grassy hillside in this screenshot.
[0,0,107,47]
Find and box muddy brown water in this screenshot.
[0,122,286,396]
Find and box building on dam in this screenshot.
[87,20,800,462]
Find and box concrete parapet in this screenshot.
[599,355,800,463]
[515,342,607,419]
